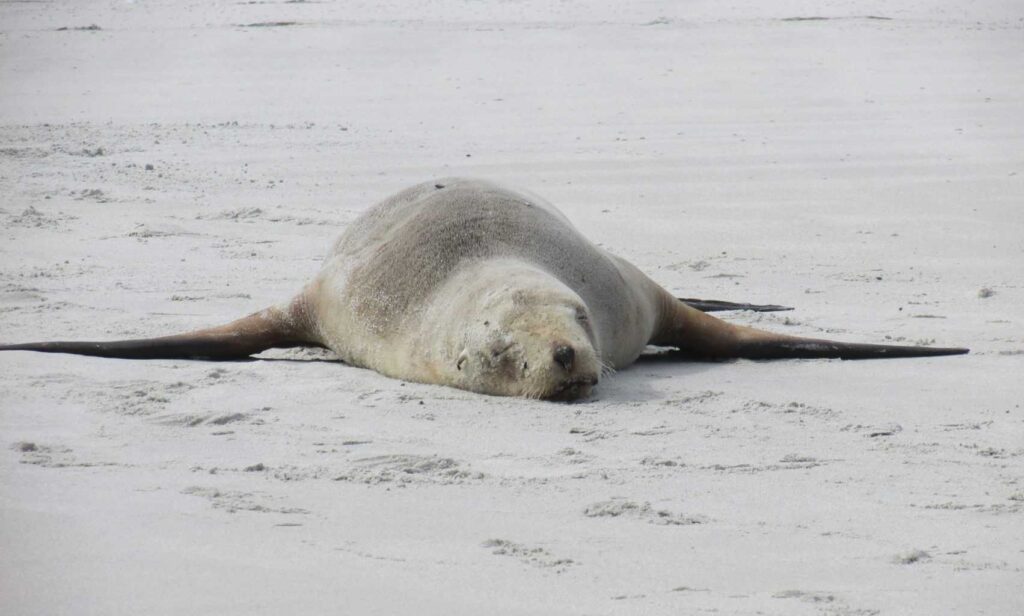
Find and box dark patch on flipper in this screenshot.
[734,339,968,360]
[0,337,321,360]
[678,297,794,313]
[653,296,968,361]
[661,340,969,361]
[0,300,324,361]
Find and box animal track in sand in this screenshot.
[353,388,464,407]
[332,454,483,485]
[196,207,332,226]
[660,390,724,407]
[11,441,123,469]
[181,486,309,515]
[334,542,407,563]
[751,399,840,419]
[481,539,575,570]
[556,447,592,465]
[892,549,931,565]
[772,589,881,616]
[125,225,202,241]
[840,422,904,438]
[71,188,111,202]
[639,456,687,469]
[772,589,836,603]
[3,206,78,229]
[0,146,51,159]
[913,500,1024,515]
[698,456,829,474]
[100,379,195,416]
[190,463,331,482]
[629,423,676,437]
[567,426,614,442]
[238,21,299,28]
[583,498,707,526]
[779,15,892,22]
[154,411,254,428]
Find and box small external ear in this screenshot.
[456,349,469,371]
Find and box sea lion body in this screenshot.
[311,178,660,397]
[0,178,969,400]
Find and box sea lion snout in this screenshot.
[546,342,600,401]
[552,344,575,371]
[546,374,599,402]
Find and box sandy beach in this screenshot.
[2,1,1022,614]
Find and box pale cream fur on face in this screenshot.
[414,261,602,399]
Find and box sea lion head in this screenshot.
[432,262,602,400]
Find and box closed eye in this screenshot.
[492,342,515,357]
[575,306,595,337]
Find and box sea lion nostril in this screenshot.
[553,345,575,370]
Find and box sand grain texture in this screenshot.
[1,1,1022,614]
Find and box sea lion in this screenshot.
[0,178,968,400]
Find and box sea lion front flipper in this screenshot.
[654,292,968,360]
[0,295,324,361]
[678,297,794,313]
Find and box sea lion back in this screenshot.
[328,177,573,259]
[325,178,618,333]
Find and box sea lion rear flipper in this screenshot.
[678,297,794,313]
[655,293,968,360]
[0,295,324,361]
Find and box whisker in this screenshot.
[524,381,544,400]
